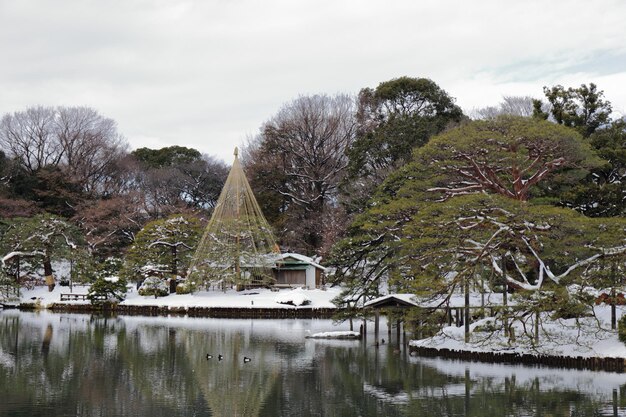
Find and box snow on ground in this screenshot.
[10,284,341,310]
[123,286,338,309]
[414,356,626,396]
[411,305,626,358]
[14,284,92,307]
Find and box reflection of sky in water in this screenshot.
[1,310,625,417]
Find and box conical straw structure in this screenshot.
[188,148,279,290]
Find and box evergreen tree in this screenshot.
[533,83,612,137]
[344,76,464,213]
[560,119,626,217]
[0,214,84,290]
[330,116,624,315]
[123,214,203,283]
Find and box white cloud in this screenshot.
[1,0,626,162]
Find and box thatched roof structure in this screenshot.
[188,148,279,289]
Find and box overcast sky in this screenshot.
[1,0,626,162]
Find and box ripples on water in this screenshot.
[0,310,625,416]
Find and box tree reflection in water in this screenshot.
[0,310,624,417]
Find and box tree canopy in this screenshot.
[0,214,85,288]
[123,214,203,282]
[329,116,626,309]
[419,116,602,201]
[341,77,464,218]
[533,83,612,137]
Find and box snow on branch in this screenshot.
[522,237,626,285]
[2,250,45,266]
[148,240,193,249]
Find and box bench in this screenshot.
[270,284,303,292]
[60,293,89,301]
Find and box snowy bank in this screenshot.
[14,284,341,311]
[410,305,626,363]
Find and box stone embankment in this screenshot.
[37,302,338,318]
[410,345,626,373]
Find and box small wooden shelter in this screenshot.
[363,294,418,345]
[273,253,326,288]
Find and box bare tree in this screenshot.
[0,106,61,173]
[0,106,129,197]
[73,192,147,258]
[56,107,128,195]
[245,94,356,255]
[471,96,537,120]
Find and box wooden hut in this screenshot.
[273,253,326,289]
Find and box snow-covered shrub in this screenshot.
[0,266,20,303]
[88,276,128,304]
[275,289,311,306]
[472,318,499,333]
[176,281,191,294]
[138,277,169,298]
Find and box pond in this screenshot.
[1,310,625,417]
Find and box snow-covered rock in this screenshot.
[274,288,312,306]
[306,330,361,339]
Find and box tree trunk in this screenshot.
[43,254,55,292]
[171,245,178,276]
[611,287,617,330]
[502,255,508,337]
[15,255,20,284]
[611,264,617,330]
[464,274,470,343]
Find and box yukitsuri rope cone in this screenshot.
[188,147,280,290]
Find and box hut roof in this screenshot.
[363,294,418,309]
[276,253,327,271]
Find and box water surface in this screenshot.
[1,310,625,416]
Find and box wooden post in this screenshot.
[402,321,407,345]
[374,310,380,346]
[417,319,422,340]
[396,319,401,345]
[464,368,470,415]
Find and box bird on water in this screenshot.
[243,357,251,363]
